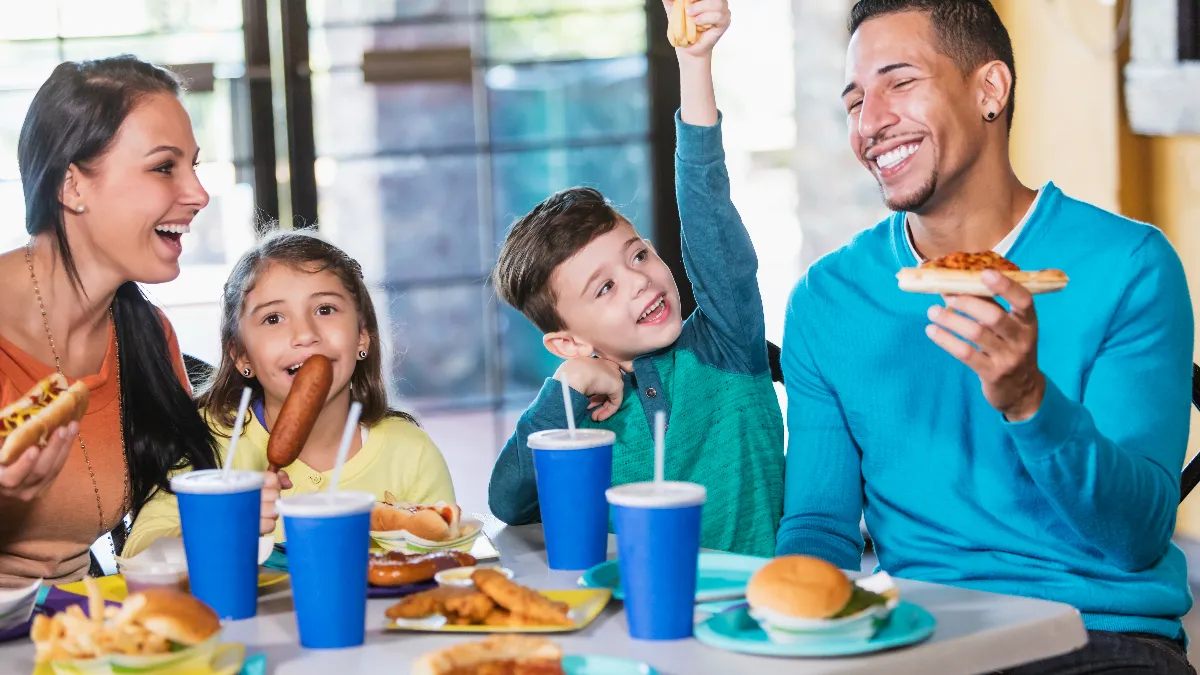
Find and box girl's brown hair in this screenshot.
[198,229,414,430]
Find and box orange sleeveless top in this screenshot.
[0,315,188,587]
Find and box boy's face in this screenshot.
[548,219,682,364]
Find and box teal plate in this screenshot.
[563,655,658,674]
[694,601,936,657]
[579,552,769,602]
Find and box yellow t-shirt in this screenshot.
[125,412,456,555]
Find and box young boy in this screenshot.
[487,0,783,557]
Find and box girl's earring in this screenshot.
[242,367,252,377]
[358,350,368,360]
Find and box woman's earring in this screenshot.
[75,205,84,213]
[358,350,368,360]
[242,367,252,377]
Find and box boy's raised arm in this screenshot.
[668,1,767,371]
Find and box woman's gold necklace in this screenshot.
[24,244,128,567]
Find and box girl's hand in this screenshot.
[259,470,283,535]
[0,423,77,502]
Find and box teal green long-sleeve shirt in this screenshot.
[487,111,785,557]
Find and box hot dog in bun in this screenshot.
[0,373,89,466]
[371,492,462,541]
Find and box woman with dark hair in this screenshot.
[0,55,281,586]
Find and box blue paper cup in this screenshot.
[528,429,615,570]
[277,490,375,649]
[171,469,264,621]
[607,481,707,640]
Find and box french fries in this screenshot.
[29,579,171,663]
[667,0,711,48]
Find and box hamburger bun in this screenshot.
[412,635,563,675]
[120,589,221,646]
[746,555,853,620]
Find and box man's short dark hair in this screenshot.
[493,187,621,333]
[849,0,1016,131]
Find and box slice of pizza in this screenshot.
[896,251,1068,296]
[412,636,565,675]
[0,373,90,465]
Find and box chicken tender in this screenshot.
[443,590,497,624]
[471,569,573,627]
[386,586,478,620]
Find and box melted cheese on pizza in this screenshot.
[444,662,564,675]
[919,251,1020,272]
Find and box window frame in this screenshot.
[1181,0,1200,61]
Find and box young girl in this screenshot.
[127,230,455,549]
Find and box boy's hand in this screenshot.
[663,0,731,57]
[555,358,625,422]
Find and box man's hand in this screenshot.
[555,357,625,422]
[925,270,1046,422]
[663,0,731,57]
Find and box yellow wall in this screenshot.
[1144,138,1200,536]
[994,1,1200,534]
[994,0,1122,212]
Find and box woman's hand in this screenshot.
[0,423,77,502]
[259,469,288,535]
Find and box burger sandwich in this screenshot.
[748,552,892,629]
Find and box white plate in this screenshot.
[749,572,900,645]
[371,517,484,553]
[434,566,514,588]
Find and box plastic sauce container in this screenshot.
[120,562,190,595]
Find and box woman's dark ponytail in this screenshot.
[113,283,218,516]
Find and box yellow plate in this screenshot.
[56,571,288,601]
[33,639,245,675]
[383,589,611,634]
[257,570,289,589]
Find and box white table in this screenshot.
[0,522,1087,674]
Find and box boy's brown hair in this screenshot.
[198,228,415,430]
[492,187,622,333]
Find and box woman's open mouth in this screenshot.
[154,223,190,255]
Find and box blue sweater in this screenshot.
[777,182,1194,639]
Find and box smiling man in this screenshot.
[777,1,1195,672]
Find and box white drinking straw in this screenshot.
[654,410,666,485]
[561,375,576,438]
[328,402,363,492]
[223,387,253,479]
